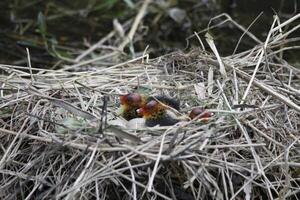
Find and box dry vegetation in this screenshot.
[1,2,300,199]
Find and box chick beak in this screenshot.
[136,108,143,116]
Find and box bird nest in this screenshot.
[1,13,300,199]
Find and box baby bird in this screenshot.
[147,96,180,111]
[118,93,146,120]
[118,93,180,121]
[189,107,213,120]
[137,100,180,127]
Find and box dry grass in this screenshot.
[1,8,300,200]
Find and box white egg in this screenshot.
[126,118,146,129]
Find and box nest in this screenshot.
[1,12,300,200]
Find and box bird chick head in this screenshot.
[120,93,144,107]
[136,100,165,119]
[189,107,213,120]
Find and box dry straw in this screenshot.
[1,6,300,200]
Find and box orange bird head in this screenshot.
[120,93,144,107]
[137,100,179,127]
[189,107,213,120]
[137,100,165,118]
[118,93,146,120]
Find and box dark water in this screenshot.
[0,0,298,67]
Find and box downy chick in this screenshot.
[137,100,180,127]
[118,93,180,121]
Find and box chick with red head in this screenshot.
[118,93,146,120]
[118,93,180,121]
[189,107,213,121]
[137,100,179,127]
